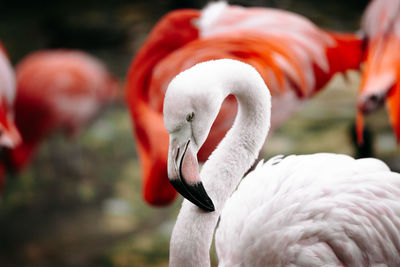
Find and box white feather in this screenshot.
[196,1,228,33]
[0,51,16,105]
[217,154,399,266]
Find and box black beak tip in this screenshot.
[202,201,215,212]
[169,178,215,212]
[192,182,215,212]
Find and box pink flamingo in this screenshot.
[0,42,21,148]
[126,2,363,206]
[0,41,21,190]
[5,49,118,172]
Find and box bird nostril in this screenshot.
[175,147,180,162]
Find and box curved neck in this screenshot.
[170,60,271,266]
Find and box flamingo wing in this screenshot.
[126,9,200,205]
[217,154,400,266]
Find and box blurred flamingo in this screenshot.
[4,49,119,174]
[0,41,22,191]
[126,2,363,206]
[357,0,400,142]
[0,42,22,149]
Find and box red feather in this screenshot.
[126,3,363,206]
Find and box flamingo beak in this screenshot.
[167,138,215,212]
[386,82,400,142]
[357,88,390,114]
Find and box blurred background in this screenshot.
[0,0,398,266]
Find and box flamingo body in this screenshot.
[0,42,21,149]
[126,2,363,206]
[358,0,400,141]
[0,41,21,191]
[217,154,400,266]
[164,59,400,266]
[7,49,118,170]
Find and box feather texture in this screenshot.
[217,154,399,266]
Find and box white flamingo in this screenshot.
[163,59,400,266]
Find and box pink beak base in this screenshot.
[168,140,215,212]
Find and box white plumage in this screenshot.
[218,154,400,266]
[163,59,400,266]
[0,48,16,106]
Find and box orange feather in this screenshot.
[126,3,363,206]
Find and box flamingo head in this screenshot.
[356,32,400,142]
[357,38,397,114]
[357,0,400,142]
[163,63,226,212]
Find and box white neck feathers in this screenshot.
[169,59,271,266]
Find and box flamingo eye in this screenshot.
[186,112,194,122]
